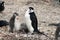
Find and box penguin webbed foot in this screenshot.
[9,30,13,33]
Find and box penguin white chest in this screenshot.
[14,16,21,31]
[25,13,34,33]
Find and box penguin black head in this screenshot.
[29,7,34,10]
[26,7,34,13]
[1,1,4,4]
[13,12,19,17]
[0,1,4,6]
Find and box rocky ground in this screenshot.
[0,0,60,40]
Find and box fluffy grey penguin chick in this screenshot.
[9,12,21,33]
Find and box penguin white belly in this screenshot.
[14,16,21,31]
[25,14,34,33]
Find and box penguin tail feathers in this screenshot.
[34,30,52,40]
[37,30,48,37]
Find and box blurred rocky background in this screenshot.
[0,0,60,40]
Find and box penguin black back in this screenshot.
[29,12,38,32]
[0,1,5,12]
[28,7,51,38]
[0,20,9,27]
[29,7,40,33]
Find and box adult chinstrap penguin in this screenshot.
[25,7,41,34]
[25,7,52,39]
